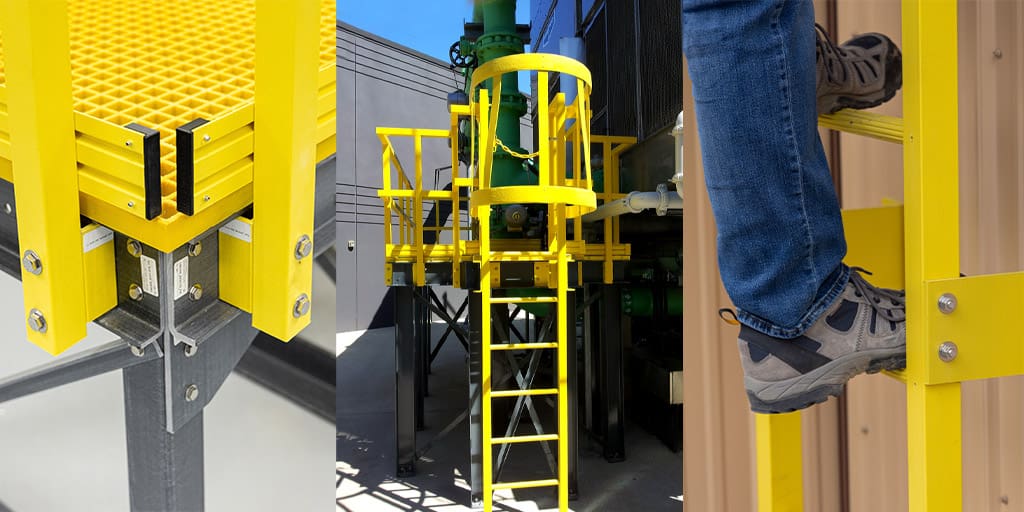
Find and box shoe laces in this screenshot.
[815,24,848,86]
[848,267,905,323]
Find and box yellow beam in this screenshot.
[755,412,804,512]
[251,0,320,340]
[2,0,88,354]
[902,0,962,509]
[818,110,904,144]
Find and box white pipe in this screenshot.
[582,183,683,223]
[671,111,684,200]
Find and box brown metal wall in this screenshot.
[683,0,1024,509]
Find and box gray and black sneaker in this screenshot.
[815,24,903,115]
[724,268,907,414]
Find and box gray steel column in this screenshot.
[415,286,429,430]
[467,291,483,509]
[395,286,417,477]
[123,334,204,512]
[601,284,625,462]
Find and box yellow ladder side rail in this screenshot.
[554,202,570,511]
[478,200,495,511]
[537,73,551,187]
[902,1,962,510]
[756,413,804,512]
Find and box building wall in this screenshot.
[337,23,532,332]
[684,1,1024,509]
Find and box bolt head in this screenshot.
[188,241,203,257]
[125,140,133,147]
[293,293,311,318]
[184,344,198,357]
[937,293,957,314]
[128,283,144,301]
[4,203,11,214]
[938,341,958,363]
[294,235,313,260]
[184,384,200,402]
[203,134,211,142]
[130,345,145,357]
[27,309,46,333]
[127,201,135,208]
[127,239,143,257]
[21,250,42,275]
[189,284,203,301]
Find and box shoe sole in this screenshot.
[819,37,903,115]
[745,346,906,414]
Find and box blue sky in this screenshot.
[338,0,532,92]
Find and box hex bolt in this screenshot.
[189,284,203,301]
[938,341,958,363]
[127,201,135,208]
[188,241,203,257]
[127,239,143,257]
[130,345,145,357]
[994,48,1004,59]
[27,309,47,333]
[293,293,311,318]
[184,344,198,357]
[128,283,144,301]
[937,293,957,314]
[21,250,42,275]
[184,384,200,402]
[203,134,211,142]
[294,235,313,260]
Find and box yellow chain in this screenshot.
[493,135,541,160]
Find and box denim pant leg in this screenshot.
[682,0,849,338]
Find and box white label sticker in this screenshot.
[219,218,251,242]
[140,254,158,297]
[173,257,189,300]
[82,226,114,253]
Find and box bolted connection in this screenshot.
[21,250,42,275]
[293,293,311,318]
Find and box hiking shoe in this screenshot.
[726,268,906,414]
[815,24,903,115]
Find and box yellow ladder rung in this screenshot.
[491,388,559,398]
[491,434,559,445]
[490,342,559,351]
[492,478,560,491]
[489,296,557,304]
[817,110,904,144]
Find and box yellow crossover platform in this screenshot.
[0,0,337,253]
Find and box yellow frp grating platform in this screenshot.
[0,0,336,251]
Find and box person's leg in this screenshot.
[683,0,906,413]
[683,0,847,338]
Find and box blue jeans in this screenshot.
[683,0,849,338]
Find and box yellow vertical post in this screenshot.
[555,201,569,511]
[756,412,804,512]
[2,0,88,354]
[902,0,962,510]
[537,72,550,187]
[252,0,319,340]
[479,202,493,512]
[413,134,425,285]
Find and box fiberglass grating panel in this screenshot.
[0,0,336,221]
[637,0,681,139]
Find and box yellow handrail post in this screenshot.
[756,412,804,512]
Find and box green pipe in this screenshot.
[622,287,683,317]
[474,0,530,188]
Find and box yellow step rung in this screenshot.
[489,296,557,304]
[492,478,560,491]
[817,110,904,144]
[491,434,559,445]
[490,342,559,351]
[491,388,559,398]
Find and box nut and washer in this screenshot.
[293,293,311,318]
[938,341,958,363]
[188,241,203,257]
[21,250,42,275]
[294,235,313,260]
[128,283,144,301]
[127,239,143,257]
[184,384,200,402]
[937,293,957,314]
[189,284,203,301]
[130,345,146,357]
[184,344,198,357]
[27,309,47,333]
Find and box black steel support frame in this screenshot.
[600,284,625,462]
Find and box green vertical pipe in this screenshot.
[475,0,530,187]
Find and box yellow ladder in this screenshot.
[469,53,597,512]
[754,1,1024,510]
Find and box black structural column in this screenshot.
[467,291,484,508]
[600,284,625,462]
[566,290,580,499]
[395,286,417,476]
